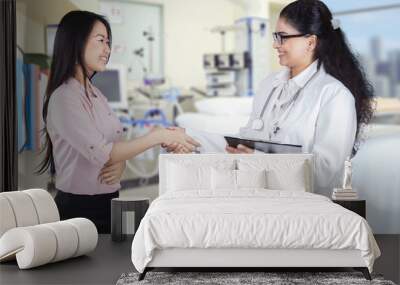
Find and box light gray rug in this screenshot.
[116,271,396,285]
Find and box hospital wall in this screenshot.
[71,0,246,89]
[70,0,286,88]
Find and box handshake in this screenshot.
[152,126,255,154]
[154,126,201,154]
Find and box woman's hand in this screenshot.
[225,144,254,154]
[98,160,126,185]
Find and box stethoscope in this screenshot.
[251,70,319,138]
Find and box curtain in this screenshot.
[0,0,17,192]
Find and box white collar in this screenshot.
[272,60,320,88]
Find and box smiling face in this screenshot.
[83,20,111,76]
[273,17,316,71]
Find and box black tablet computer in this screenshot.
[224,136,302,153]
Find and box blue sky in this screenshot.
[323,0,400,58]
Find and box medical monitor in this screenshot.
[92,64,128,109]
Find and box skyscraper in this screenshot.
[371,36,382,62]
[388,50,400,98]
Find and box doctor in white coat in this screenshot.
[166,0,375,197]
[230,0,374,196]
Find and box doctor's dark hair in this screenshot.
[280,0,374,155]
[37,11,112,175]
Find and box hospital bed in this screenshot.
[175,97,251,135]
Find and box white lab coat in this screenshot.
[186,61,357,197]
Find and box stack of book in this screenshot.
[332,188,358,200]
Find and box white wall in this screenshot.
[161,0,244,88]
[17,1,46,190]
[17,0,79,53]
[70,0,99,11]
[16,2,44,53]
[16,2,26,50]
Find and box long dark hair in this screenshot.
[37,11,112,174]
[280,0,375,154]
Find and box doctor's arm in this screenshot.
[311,91,357,190]
[226,75,277,154]
[225,90,264,154]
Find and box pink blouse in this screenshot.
[47,78,124,195]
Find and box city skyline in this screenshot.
[324,0,400,57]
[324,0,400,98]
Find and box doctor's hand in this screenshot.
[160,127,187,152]
[98,160,126,185]
[163,142,192,153]
[152,127,200,153]
[161,127,199,153]
[225,144,254,154]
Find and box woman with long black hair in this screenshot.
[223,0,375,196]
[38,11,199,233]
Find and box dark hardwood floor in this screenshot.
[0,235,398,284]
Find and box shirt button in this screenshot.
[90,146,94,150]
[108,113,111,116]
[117,130,121,134]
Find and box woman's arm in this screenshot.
[98,160,126,185]
[49,93,200,167]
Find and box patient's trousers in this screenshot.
[55,190,119,234]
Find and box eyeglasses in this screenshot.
[272,32,309,45]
